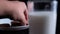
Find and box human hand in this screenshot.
[0,1,28,26]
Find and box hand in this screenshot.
[0,1,28,26]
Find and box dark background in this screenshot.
[56,0,60,34]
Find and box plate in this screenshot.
[0,25,29,31]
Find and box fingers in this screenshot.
[19,13,28,26]
[12,9,28,26]
[24,8,28,25]
[24,8,28,21]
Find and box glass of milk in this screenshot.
[29,0,58,34]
